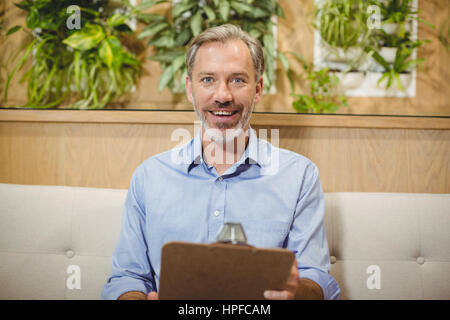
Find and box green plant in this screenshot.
[372,0,434,35]
[368,40,426,90]
[291,65,347,114]
[132,0,284,93]
[316,0,370,50]
[282,51,347,113]
[4,0,142,109]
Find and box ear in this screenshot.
[253,76,264,104]
[185,75,193,103]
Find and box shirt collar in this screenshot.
[184,126,262,173]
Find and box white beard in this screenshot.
[192,96,255,144]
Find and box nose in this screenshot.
[214,81,232,105]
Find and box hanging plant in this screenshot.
[4,0,143,109]
[132,0,285,93]
[364,0,434,91]
[277,50,347,114]
[368,39,427,90]
[316,0,370,51]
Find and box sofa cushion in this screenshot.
[0,183,449,300]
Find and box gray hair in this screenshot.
[186,24,265,81]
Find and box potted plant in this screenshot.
[373,0,433,37]
[315,0,371,65]
[282,50,347,113]
[367,40,425,91]
[3,0,143,109]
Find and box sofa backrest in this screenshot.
[0,183,449,300]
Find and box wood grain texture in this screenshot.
[1,0,449,116]
[0,121,448,193]
[1,109,449,129]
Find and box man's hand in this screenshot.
[263,260,324,300]
[147,291,159,300]
[263,260,299,300]
[118,291,159,300]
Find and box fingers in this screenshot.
[264,290,289,300]
[147,291,159,300]
[265,260,300,300]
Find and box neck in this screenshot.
[201,127,250,176]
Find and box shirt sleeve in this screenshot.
[286,161,340,300]
[101,165,156,300]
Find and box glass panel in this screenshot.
[0,0,448,117]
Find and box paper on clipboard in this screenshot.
[158,241,295,300]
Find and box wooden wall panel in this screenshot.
[0,121,448,193]
[0,122,66,184]
[406,129,450,193]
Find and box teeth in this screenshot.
[213,111,233,116]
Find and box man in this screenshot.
[101,24,340,300]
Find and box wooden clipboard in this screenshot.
[158,241,295,300]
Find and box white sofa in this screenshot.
[0,183,449,300]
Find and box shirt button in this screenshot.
[65,250,75,259]
[416,257,425,265]
[218,177,223,181]
[214,210,220,217]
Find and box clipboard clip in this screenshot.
[216,222,251,246]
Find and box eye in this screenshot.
[231,78,244,84]
[201,77,213,84]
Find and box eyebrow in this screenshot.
[195,72,250,79]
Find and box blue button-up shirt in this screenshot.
[101,127,340,300]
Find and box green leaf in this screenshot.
[277,51,289,71]
[149,34,175,48]
[175,28,191,46]
[172,54,186,72]
[158,65,175,91]
[275,2,285,18]
[6,25,22,36]
[26,7,39,29]
[203,6,216,21]
[263,34,274,57]
[138,22,169,39]
[248,28,261,39]
[173,2,197,18]
[99,39,114,68]
[149,50,185,63]
[107,14,128,27]
[136,13,166,24]
[122,52,140,67]
[230,1,252,15]
[190,10,203,37]
[249,7,269,18]
[135,0,167,11]
[219,0,230,21]
[63,23,105,51]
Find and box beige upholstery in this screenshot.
[0,183,449,300]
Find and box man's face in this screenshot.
[186,39,263,136]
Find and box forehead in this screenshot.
[192,39,255,77]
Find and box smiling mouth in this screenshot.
[209,110,239,117]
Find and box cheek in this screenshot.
[192,86,214,106]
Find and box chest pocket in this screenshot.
[239,219,291,248]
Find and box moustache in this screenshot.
[209,102,243,110]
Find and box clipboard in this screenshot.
[158,241,295,300]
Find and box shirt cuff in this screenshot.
[299,267,340,300]
[101,276,154,300]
